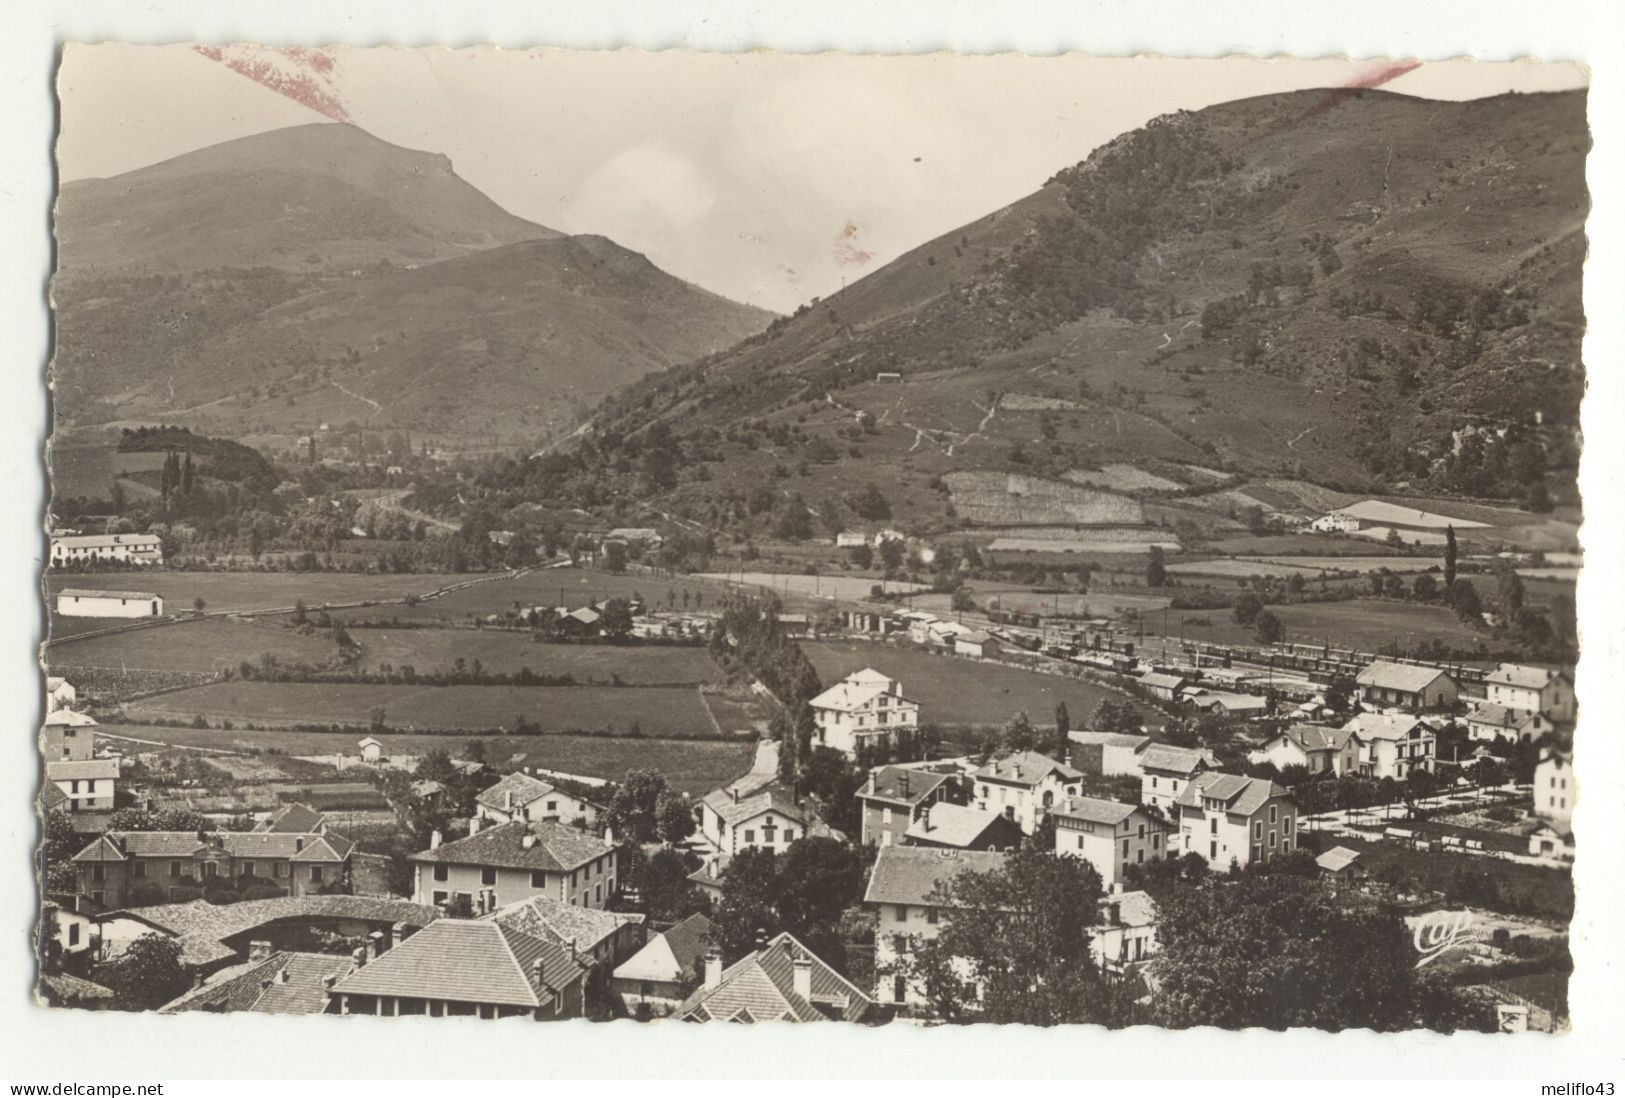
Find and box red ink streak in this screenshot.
[1247,60,1423,144]
[193,45,351,123]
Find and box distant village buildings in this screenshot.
[809,668,920,758]
[49,533,164,568]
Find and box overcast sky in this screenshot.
[56,46,1585,313]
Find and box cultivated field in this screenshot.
[799,639,1150,730]
[48,616,338,673]
[692,571,929,602]
[45,571,482,616]
[352,630,722,683]
[125,681,727,737]
[330,567,742,624]
[987,535,1180,554]
[98,724,751,795]
[1138,599,1489,653]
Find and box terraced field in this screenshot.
[352,630,722,682]
[48,616,339,673]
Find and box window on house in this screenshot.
[896,904,908,922]
[132,862,146,879]
[1269,806,1278,824]
[433,891,448,906]
[1210,818,1217,834]
[1209,841,1217,860]
[1269,831,1277,848]
[784,828,795,842]
[242,861,255,877]
[595,883,603,903]
[1253,821,1262,840]
[531,870,546,888]
[1152,834,1160,850]
[433,864,449,882]
[744,830,755,844]
[1122,839,1129,857]
[481,867,497,886]
[91,865,104,883]
[1077,834,1085,850]
[68,923,80,947]
[275,863,288,879]
[1283,817,1293,835]
[927,907,939,925]
[310,866,324,883]
[547,801,558,812]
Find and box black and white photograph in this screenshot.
[32,41,1593,1041]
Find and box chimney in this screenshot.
[391,922,409,950]
[430,829,443,850]
[321,974,338,990]
[276,967,291,985]
[522,833,537,850]
[295,837,304,854]
[367,930,384,961]
[1107,902,1122,927]
[754,929,768,952]
[469,815,483,836]
[565,937,578,964]
[248,939,273,963]
[899,772,911,797]
[352,946,367,968]
[505,791,514,810]
[792,954,813,1003]
[703,951,723,990]
[192,971,205,990]
[731,787,740,803]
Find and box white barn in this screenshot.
[50,533,163,568]
[55,589,164,619]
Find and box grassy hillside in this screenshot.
[51,124,774,439]
[545,88,1585,541]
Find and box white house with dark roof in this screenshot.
[50,533,163,568]
[1464,702,1557,744]
[1485,664,1575,722]
[409,820,619,913]
[677,930,874,1023]
[902,802,1025,852]
[328,918,589,1020]
[476,771,602,828]
[1534,749,1574,832]
[1248,723,1359,776]
[46,758,118,814]
[809,668,920,758]
[1356,661,1459,711]
[71,829,354,910]
[1174,772,1296,869]
[698,783,834,857]
[971,751,1083,834]
[1053,797,1171,886]
[1338,712,1437,780]
[1138,743,1218,813]
[863,846,1006,1011]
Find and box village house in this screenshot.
[1174,772,1297,869]
[480,894,644,970]
[1053,797,1172,887]
[252,802,327,834]
[954,629,1001,658]
[42,896,98,962]
[605,527,664,549]
[410,821,618,913]
[1137,671,1188,703]
[610,912,714,1016]
[46,758,119,815]
[698,783,834,857]
[159,949,357,1016]
[358,737,385,763]
[926,620,975,649]
[903,802,1025,851]
[476,771,602,829]
[857,766,959,847]
[1309,512,1362,534]
[46,675,77,712]
[50,532,164,568]
[55,588,164,619]
[328,918,589,1020]
[863,846,1006,1012]
[42,708,97,762]
[1338,712,1437,780]
[70,828,355,910]
[1067,731,1151,777]
[971,751,1084,834]
[1464,702,1558,744]
[1533,749,1574,832]
[1484,664,1576,722]
[1355,661,1460,711]
[1091,890,1160,974]
[1138,743,1218,814]
[834,531,868,548]
[1315,846,1369,885]
[677,931,874,1023]
[1189,692,1271,720]
[1248,723,1359,777]
[808,668,920,758]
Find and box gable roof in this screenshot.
[38,972,117,1006]
[1315,846,1363,873]
[974,751,1081,787]
[860,766,953,807]
[476,771,557,812]
[1138,672,1188,690]
[158,951,354,1015]
[902,803,1016,849]
[46,759,119,781]
[809,669,915,712]
[1486,663,1570,690]
[676,931,871,1023]
[44,709,98,728]
[408,820,614,873]
[1274,723,1356,753]
[700,784,821,830]
[613,912,714,985]
[1339,712,1430,742]
[480,894,643,955]
[1356,661,1454,693]
[1175,771,1290,816]
[330,919,585,1009]
[58,588,161,601]
[41,783,68,811]
[1139,743,1215,776]
[1053,796,1141,828]
[863,845,1007,907]
[1099,890,1158,928]
[252,802,326,833]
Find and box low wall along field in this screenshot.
[124,681,726,738]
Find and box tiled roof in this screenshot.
[330,919,585,1009]
[1486,663,1569,690]
[613,913,714,984]
[860,766,952,807]
[38,972,116,1005]
[701,784,818,830]
[809,680,893,712]
[1465,703,1540,730]
[863,845,1007,907]
[660,913,715,976]
[974,751,1081,787]
[1138,744,1214,776]
[252,803,326,833]
[1356,661,1452,693]
[1174,771,1289,816]
[77,828,356,864]
[903,803,1015,849]
[58,588,160,601]
[1203,692,1269,712]
[1068,731,1152,750]
[1278,724,1355,752]
[158,952,353,1015]
[44,710,98,727]
[1099,890,1158,928]
[1339,713,1430,742]
[1054,796,1139,827]
[1138,672,1188,690]
[676,931,872,1023]
[52,534,161,549]
[480,894,643,954]
[46,759,119,781]
[1316,846,1363,873]
[42,783,68,810]
[409,820,615,873]
[476,771,556,812]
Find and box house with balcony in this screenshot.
[863,846,1007,1012]
[409,820,619,914]
[809,668,920,758]
[1338,712,1437,780]
[1174,772,1296,870]
[1248,723,1359,777]
[70,828,354,910]
[971,751,1083,835]
[1053,797,1172,887]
